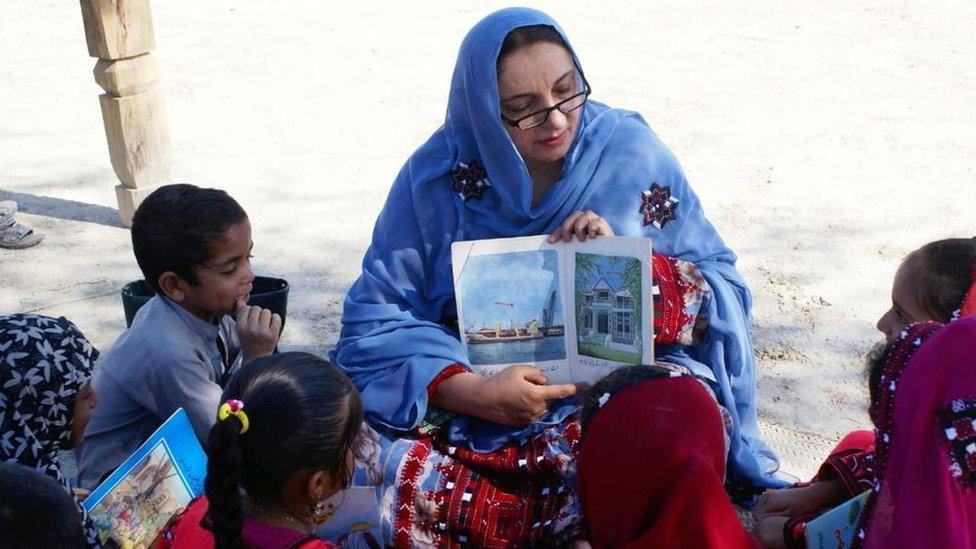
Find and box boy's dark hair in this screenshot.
[907,237,976,322]
[205,352,364,549]
[131,184,248,293]
[0,462,87,548]
[498,24,569,68]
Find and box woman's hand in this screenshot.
[480,365,579,426]
[548,210,614,243]
[431,366,578,427]
[753,480,846,519]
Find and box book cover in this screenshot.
[805,490,871,549]
[82,408,207,547]
[452,235,654,385]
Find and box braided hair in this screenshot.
[204,352,363,549]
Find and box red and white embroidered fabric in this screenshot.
[652,253,709,346]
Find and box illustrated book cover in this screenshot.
[83,408,206,547]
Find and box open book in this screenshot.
[452,235,653,386]
[83,408,207,547]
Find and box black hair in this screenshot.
[0,462,87,548]
[580,364,679,438]
[864,341,893,411]
[131,183,248,293]
[204,352,363,549]
[497,24,569,69]
[905,237,976,321]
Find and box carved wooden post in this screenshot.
[80,0,171,227]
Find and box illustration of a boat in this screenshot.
[466,322,544,344]
[464,292,564,344]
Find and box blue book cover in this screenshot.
[805,490,871,549]
[82,408,207,546]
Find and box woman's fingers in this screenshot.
[547,211,613,243]
[521,366,548,385]
[572,211,598,241]
[538,382,579,401]
[548,211,583,243]
[589,217,614,237]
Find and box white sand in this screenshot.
[1,1,974,480]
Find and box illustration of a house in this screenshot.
[580,273,638,352]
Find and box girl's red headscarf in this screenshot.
[579,374,757,548]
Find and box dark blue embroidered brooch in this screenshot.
[939,397,976,489]
[451,161,491,201]
[639,183,679,229]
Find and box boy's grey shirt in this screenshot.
[76,295,242,489]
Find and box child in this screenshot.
[754,237,976,547]
[0,462,87,547]
[77,184,281,490]
[0,314,102,547]
[579,364,758,548]
[155,352,364,548]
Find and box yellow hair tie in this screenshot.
[217,399,249,435]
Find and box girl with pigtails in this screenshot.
[155,352,365,549]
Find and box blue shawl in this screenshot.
[331,7,786,489]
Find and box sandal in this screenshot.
[0,221,43,250]
[0,200,16,229]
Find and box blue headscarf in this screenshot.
[331,7,786,490]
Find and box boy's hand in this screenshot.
[235,299,281,363]
[479,364,578,427]
[547,210,614,243]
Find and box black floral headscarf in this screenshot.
[0,314,101,547]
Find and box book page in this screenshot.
[83,408,207,546]
[805,490,870,548]
[564,236,654,385]
[452,236,573,384]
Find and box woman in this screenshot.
[332,8,785,545]
[0,314,102,547]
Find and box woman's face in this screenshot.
[69,382,98,448]
[497,42,581,168]
[877,258,936,342]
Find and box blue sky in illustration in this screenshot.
[458,250,563,330]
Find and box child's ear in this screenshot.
[157,271,188,302]
[306,470,340,503]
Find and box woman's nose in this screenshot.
[545,106,569,130]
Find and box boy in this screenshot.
[77,184,280,489]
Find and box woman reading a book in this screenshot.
[331,8,786,545]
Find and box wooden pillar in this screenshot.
[80,0,171,227]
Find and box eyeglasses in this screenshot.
[501,78,592,131]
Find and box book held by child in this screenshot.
[805,490,871,549]
[83,408,206,547]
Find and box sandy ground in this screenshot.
[1,1,975,481]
